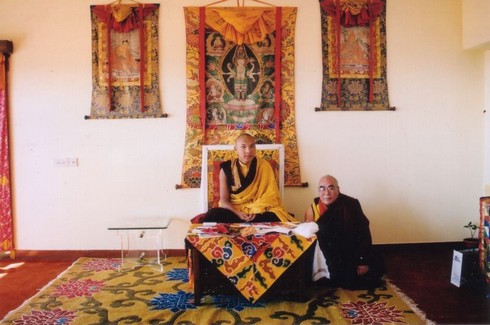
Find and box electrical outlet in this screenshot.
[66,157,78,167]
[54,157,79,167]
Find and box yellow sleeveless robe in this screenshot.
[223,158,295,222]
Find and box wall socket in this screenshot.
[54,157,78,167]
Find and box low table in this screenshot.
[108,217,171,271]
[186,223,316,304]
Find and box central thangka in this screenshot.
[180,7,303,189]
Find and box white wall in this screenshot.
[484,51,490,195]
[462,0,490,49]
[462,0,490,196]
[0,0,485,250]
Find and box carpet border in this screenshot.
[386,278,435,325]
[0,258,82,322]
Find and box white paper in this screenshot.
[450,250,463,287]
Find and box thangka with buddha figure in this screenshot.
[318,0,391,111]
[179,6,304,189]
[89,3,163,119]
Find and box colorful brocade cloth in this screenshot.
[186,223,316,303]
[180,7,303,189]
[318,0,391,111]
[89,4,164,118]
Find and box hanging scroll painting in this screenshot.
[318,0,391,111]
[180,6,303,189]
[89,3,164,119]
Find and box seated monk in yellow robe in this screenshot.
[202,133,295,223]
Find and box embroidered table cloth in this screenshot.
[186,223,316,303]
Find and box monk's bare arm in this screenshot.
[304,205,314,222]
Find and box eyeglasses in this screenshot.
[318,185,337,192]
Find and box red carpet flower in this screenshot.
[340,300,405,324]
[53,279,105,298]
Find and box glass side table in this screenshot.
[108,217,171,272]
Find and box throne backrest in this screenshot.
[201,144,285,212]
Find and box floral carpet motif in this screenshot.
[1,257,431,324]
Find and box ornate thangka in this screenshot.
[318,0,391,111]
[89,4,163,119]
[180,7,303,188]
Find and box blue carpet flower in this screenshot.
[149,291,197,312]
[166,268,188,282]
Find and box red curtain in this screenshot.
[0,53,14,254]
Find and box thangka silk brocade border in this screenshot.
[318,0,391,111]
[89,4,163,119]
[180,7,303,189]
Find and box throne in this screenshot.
[200,143,285,212]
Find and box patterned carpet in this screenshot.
[1,257,432,324]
